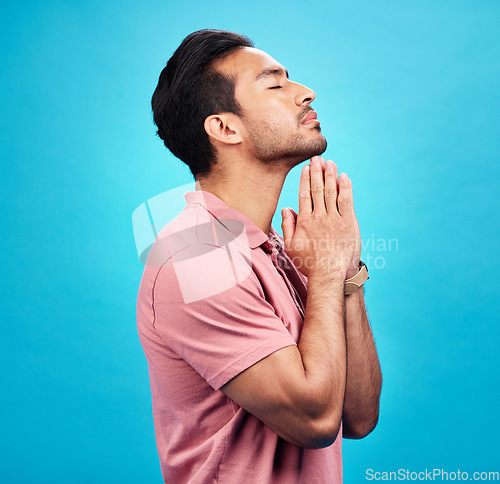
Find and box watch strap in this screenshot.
[344,261,369,295]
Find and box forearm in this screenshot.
[224,270,349,449]
[297,271,347,433]
[342,287,382,438]
[275,156,359,446]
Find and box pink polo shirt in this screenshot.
[136,190,342,483]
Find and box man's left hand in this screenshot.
[318,159,361,279]
[284,159,362,280]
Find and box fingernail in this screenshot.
[340,173,348,185]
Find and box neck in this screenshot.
[196,158,292,236]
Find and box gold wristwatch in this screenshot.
[344,260,369,295]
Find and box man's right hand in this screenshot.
[281,155,356,280]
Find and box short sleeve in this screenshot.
[151,246,297,390]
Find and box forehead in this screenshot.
[214,47,285,84]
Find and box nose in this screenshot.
[292,82,316,106]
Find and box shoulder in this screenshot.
[147,205,255,305]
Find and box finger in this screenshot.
[324,160,338,214]
[298,164,312,214]
[310,156,326,215]
[350,178,361,250]
[337,173,353,219]
[351,180,359,228]
[281,208,296,248]
[288,208,298,223]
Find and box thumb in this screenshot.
[281,208,295,248]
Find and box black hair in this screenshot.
[151,29,254,178]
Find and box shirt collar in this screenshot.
[184,190,273,249]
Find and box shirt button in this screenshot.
[262,241,273,253]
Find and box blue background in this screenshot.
[1,1,499,482]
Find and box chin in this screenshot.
[255,132,328,167]
[311,134,328,156]
[289,136,328,165]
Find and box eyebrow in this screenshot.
[255,67,289,81]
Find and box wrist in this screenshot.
[345,268,358,279]
[346,257,361,279]
[307,268,345,287]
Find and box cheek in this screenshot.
[241,98,297,132]
[262,101,297,126]
[272,100,299,123]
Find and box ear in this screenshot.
[204,113,243,146]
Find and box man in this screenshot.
[137,29,382,483]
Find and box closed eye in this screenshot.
[269,86,282,89]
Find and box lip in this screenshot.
[301,110,319,125]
